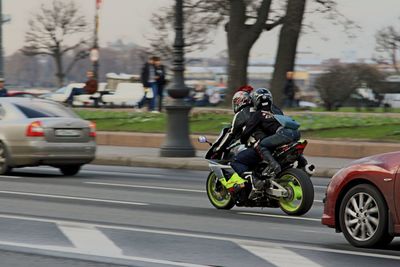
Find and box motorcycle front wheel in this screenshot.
[206,172,235,210]
[277,168,314,216]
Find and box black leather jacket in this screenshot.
[240,104,284,145]
[216,105,253,152]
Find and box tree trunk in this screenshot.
[225,0,272,104]
[391,45,399,74]
[270,0,307,106]
[226,43,251,103]
[53,49,65,88]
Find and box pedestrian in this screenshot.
[283,71,296,108]
[0,78,8,97]
[138,56,158,112]
[294,84,301,108]
[154,57,166,112]
[207,87,221,106]
[66,71,98,106]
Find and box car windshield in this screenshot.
[14,102,79,119]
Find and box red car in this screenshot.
[322,152,400,247]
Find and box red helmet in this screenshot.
[232,91,252,113]
[237,85,254,93]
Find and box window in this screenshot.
[14,102,78,119]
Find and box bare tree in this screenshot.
[375,25,400,74]
[149,0,284,100]
[148,2,226,61]
[270,0,359,105]
[150,0,352,105]
[21,0,90,87]
[270,0,307,106]
[315,64,384,110]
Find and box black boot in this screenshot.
[259,148,281,175]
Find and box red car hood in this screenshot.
[346,151,400,172]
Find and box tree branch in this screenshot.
[265,16,285,31]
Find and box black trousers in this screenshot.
[258,128,300,151]
[231,148,261,177]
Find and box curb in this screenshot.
[93,156,207,171]
[92,156,338,178]
[96,132,400,159]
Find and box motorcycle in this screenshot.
[199,128,316,216]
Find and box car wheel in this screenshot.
[339,184,394,248]
[0,142,11,175]
[59,165,82,176]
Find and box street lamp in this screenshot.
[92,0,101,80]
[160,0,195,157]
[0,0,10,79]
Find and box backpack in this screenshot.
[273,115,300,130]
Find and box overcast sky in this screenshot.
[3,0,400,62]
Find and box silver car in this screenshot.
[0,98,96,175]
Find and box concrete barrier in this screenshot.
[96,131,400,159]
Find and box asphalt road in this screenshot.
[0,165,399,267]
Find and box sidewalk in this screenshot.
[93,146,354,178]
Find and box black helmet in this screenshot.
[251,88,273,111]
[232,91,252,113]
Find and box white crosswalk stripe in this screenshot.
[240,244,323,267]
[58,223,123,256]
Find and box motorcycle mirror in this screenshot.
[198,136,208,143]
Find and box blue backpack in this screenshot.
[273,115,300,130]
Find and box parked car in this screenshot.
[0,98,96,175]
[322,152,400,247]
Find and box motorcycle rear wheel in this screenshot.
[277,168,314,216]
[206,172,235,210]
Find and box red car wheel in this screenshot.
[339,184,394,248]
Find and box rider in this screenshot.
[241,88,301,176]
[223,88,283,190]
[214,89,254,190]
[215,86,283,155]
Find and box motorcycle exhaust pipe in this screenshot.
[305,164,316,175]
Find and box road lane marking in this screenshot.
[238,212,321,222]
[0,213,399,261]
[58,223,123,256]
[0,190,148,206]
[85,182,325,203]
[314,185,327,189]
[85,181,205,193]
[81,170,165,178]
[0,240,208,267]
[28,167,166,178]
[240,244,323,267]
[0,175,23,179]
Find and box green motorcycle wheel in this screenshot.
[277,168,314,216]
[206,172,235,210]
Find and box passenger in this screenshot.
[241,88,300,176]
[229,88,298,190]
